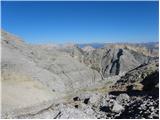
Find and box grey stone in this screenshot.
[116,93,130,104]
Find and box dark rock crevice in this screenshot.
[110,49,123,75]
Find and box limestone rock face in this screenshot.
[82,47,149,77]
[2,30,102,92]
[1,30,102,118]
[53,43,155,78]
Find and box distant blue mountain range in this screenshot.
[77,43,106,48]
[77,42,159,49]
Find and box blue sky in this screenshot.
[2,1,159,44]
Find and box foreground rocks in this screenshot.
[15,92,158,119]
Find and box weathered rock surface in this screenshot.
[116,93,130,104]
[16,90,158,119]
[1,30,103,118]
[82,45,95,52]
[111,60,159,93]
[66,44,152,78]
[67,42,159,79]
[109,100,124,113]
[104,43,159,57]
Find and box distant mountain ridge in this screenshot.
[77,43,105,48]
[77,42,159,49]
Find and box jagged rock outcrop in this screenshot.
[82,45,95,52]
[82,47,150,77]
[111,60,159,93]
[68,43,158,78]
[104,43,159,57]
[54,43,155,78]
[67,44,155,78]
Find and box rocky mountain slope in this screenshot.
[1,30,159,118]
[64,43,156,78]
[105,43,159,57]
[111,59,159,95]
[1,30,103,118]
[16,59,159,119]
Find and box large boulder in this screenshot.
[110,100,124,113]
[116,94,130,105]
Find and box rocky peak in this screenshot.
[82,45,95,52]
